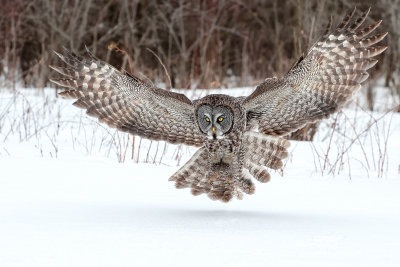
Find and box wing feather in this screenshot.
[50,48,203,147]
[244,8,387,136]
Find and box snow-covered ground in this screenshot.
[0,87,399,267]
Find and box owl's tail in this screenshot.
[169,147,252,202]
[168,147,209,190]
[169,132,290,202]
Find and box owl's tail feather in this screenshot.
[169,147,209,189]
[245,161,271,183]
[170,132,290,202]
[170,149,251,202]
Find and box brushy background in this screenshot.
[1,0,398,91]
[1,0,399,141]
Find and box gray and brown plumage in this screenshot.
[50,8,387,202]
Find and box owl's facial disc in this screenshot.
[197,105,233,139]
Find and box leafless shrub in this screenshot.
[0,0,395,94]
[308,101,397,178]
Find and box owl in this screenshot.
[50,8,387,202]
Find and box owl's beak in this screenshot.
[208,125,222,140]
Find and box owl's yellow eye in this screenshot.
[218,117,224,122]
[205,116,210,122]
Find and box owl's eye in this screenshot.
[204,116,210,123]
[218,117,224,122]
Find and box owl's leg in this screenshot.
[235,169,256,194]
[205,162,237,202]
[233,145,253,194]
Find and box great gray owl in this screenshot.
[50,8,387,202]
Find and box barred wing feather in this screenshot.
[244,7,387,136]
[50,49,204,147]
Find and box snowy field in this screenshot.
[0,87,399,267]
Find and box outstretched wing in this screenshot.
[50,49,203,146]
[244,8,387,136]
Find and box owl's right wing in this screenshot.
[243,8,387,136]
[50,49,204,147]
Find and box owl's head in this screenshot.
[194,94,244,140]
[197,104,233,139]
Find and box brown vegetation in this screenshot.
[0,0,398,141]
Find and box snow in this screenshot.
[0,87,399,267]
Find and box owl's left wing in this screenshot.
[244,8,387,136]
[50,49,204,147]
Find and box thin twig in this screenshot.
[146,48,172,90]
